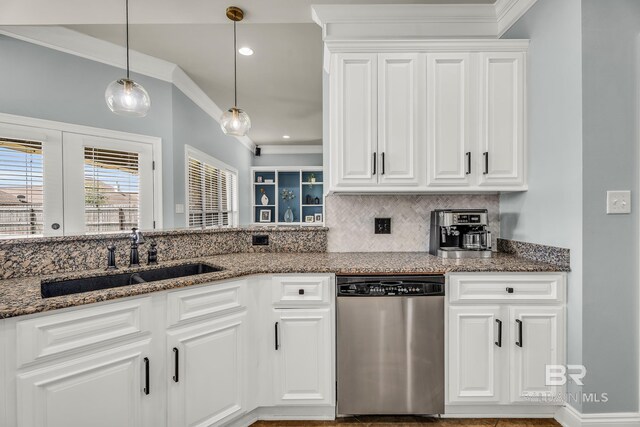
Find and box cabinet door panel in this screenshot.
[378,53,420,186]
[509,306,564,403]
[448,306,504,403]
[272,308,332,405]
[168,313,245,427]
[331,54,378,187]
[478,52,525,187]
[426,53,472,187]
[17,340,153,427]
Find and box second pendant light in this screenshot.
[220,6,251,137]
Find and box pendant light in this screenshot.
[220,6,251,137]
[105,0,151,117]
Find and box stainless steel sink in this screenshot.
[41,263,223,298]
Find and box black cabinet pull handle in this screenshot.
[495,319,502,347]
[172,348,179,383]
[372,152,377,175]
[483,152,489,174]
[506,287,514,294]
[298,289,305,295]
[381,152,385,175]
[465,152,471,175]
[516,319,523,347]
[275,322,280,350]
[143,357,150,395]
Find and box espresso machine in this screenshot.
[429,209,492,258]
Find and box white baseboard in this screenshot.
[227,406,336,427]
[445,404,558,417]
[555,405,640,427]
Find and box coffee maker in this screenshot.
[429,209,492,258]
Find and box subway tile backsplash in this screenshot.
[325,194,500,252]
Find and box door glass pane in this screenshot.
[0,138,44,236]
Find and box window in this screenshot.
[186,146,238,228]
[0,118,159,238]
[83,147,141,233]
[0,138,44,236]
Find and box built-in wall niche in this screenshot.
[252,167,324,226]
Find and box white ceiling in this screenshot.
[3,0,496,146]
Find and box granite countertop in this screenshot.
[0,252,569,319]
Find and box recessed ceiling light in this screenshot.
[239,47,254,56]
[282,135,291,139]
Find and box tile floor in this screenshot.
[251,416,561,427]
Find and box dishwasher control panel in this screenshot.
[337,280,444,296]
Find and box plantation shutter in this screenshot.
[0,138,44,236]
[83,147,140,233]
[188,155,238,228]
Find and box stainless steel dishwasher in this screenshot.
[336,275,445,415]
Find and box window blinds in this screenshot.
[84,147,140,233]
[0,138,44,236]
[188,156,237,228]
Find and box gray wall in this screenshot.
[501,0,585,410]
[171,86,254,226]
[253,152,322,167]
[581,0,640,413]
[0,35,257,228]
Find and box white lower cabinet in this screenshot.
[271,308,333,405]
[448,305,503,404]
[167,312,246,427]
[17,338,155,427]
[447,273,566,411]
[509,306,564,403]
[3,274,335,427]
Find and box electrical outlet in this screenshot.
[375,218,391,234]
[252,234,269,246]
[607,191,631,214]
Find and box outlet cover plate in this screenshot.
[375,218,391,234]
[607,191,631,214]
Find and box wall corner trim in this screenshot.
[0,25,256,153]
[259,145,323,155]
[555,405,640,427]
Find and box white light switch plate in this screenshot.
[175,204,185,214]
[606,191,631,214]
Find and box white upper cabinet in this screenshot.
[327,41,528,193]
[377,53,421,186]
[478,52,525,188]
[330,53,378,187]
[426,53,473,187]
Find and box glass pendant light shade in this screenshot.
[105,78,151,117]
[220,107,251,136]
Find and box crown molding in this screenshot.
[312,0,537,39]
[0,25,256,152]
[259,145,322,155]
[323,38,530,53]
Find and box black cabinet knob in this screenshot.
[299,289,305,295]
[506,287,514,294]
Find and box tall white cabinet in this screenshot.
[327,41,528,193]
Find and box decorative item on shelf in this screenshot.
[310,173,316,183]
[265,179,274,183]
[220,6,251,137]
[260,188,269,206]
[306,194,312,205]
[305,215,315,223]
[314,196,320,205]
[259,209,271,222]
[256,175,263,183]
[315,213,323,222]
[281,189,296,223]
[105,0,151,117]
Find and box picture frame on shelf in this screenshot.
[314,213,323,222]
[256,175,263,183]
[305,215,315,223]
[259,209,272,222]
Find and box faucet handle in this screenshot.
[106,244,118,270]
